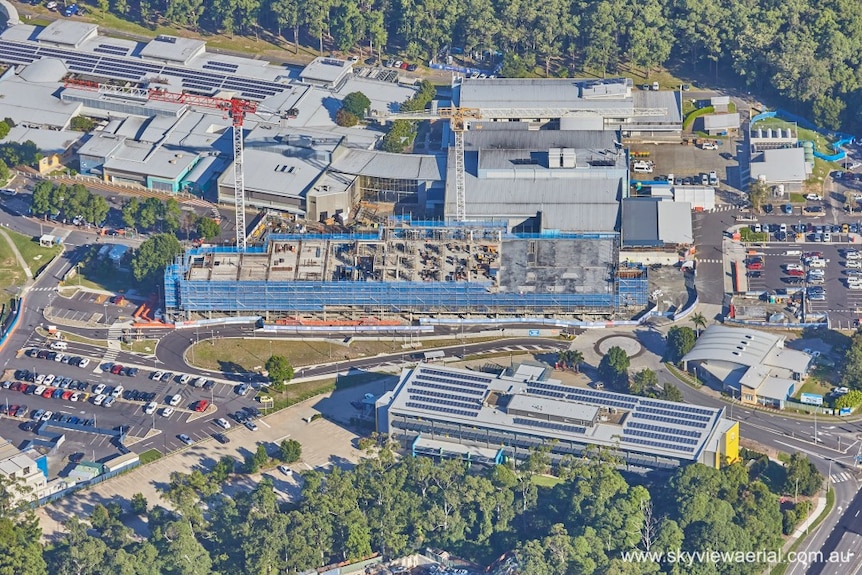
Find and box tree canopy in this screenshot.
[130,233,184,287]
[265,355,295,390]
[195,217,221,241]
[598,345,630,387]
[666,326,697,363]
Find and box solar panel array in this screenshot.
[0,39,290,101]
[405,401,476,418]
[513,417,586,435]
[623,428,698,447]
[631,412,709,429]
[527,381,638,410]
[93,43,130,56]
[628,421,700,438]
[203,60,239,73]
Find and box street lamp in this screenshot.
[103,301,109,325]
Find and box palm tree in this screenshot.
[557,350,585,372]
[690,312,708,337]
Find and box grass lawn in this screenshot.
[683,105,715,131]
[67,246,133,293]
[532,474,564,488]
[139,449,163,464]
[266,371,396,412]
[795,378,832,399]
[789,193,806,204]
[121,339,158,354]
[36,327,108,348]
[6,228,62,277]
[0,233,26,311]
[739,228,769,242]
[188,336,499,372]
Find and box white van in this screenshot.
[632,161,654,173]
[50,341,68,351]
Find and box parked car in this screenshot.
[213,433,230,444]
[168,394,182,406]
[193,400,209,412]
[244,421,258,431]
[178,434,194,445]
[161,407,174,417]
[214,417,231,429]
[144,402,157,415]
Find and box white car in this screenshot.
[214,418,231,430]
[103,396,115,408]
[179,374,192,385]
[77,358,90,368]
[93,384,106,395]
[40,410,53,422]
[161,407,174,418]
[54,353,65,363]
[46,1,57,8]
[786,264,803,272]
[805,193,823,201]
[33,385,46,396]
[35,374,45,385]
[277,465,293,476]
[168,394,182,407]
[111,385,124,398]
[846,252,862,260]
[93,394,106,406]
[808,259,827,268]
[70,392,80,402]
[152,371,164,381]
[43,374,55,386]
[143,401,157,415]
[846,260,862,269]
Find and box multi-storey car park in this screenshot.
[377,363,739,469]
[164,219,648,319]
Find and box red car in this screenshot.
[110,364,124,375]
[193,400,209,412]
[61,391,73,400]
[803,251,823,259]
[400,61,409,69]
[745,261,763,270]
[42,388,55,398]
[786,269,805,277]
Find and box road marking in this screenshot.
[257,418,271,428]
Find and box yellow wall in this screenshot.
[722,421,740,466]
[37,154,62,175]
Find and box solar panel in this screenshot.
[637,406,711,424]
[410,388,481,404]
[405,401,477,418]
[0,39,292,103]
[631,412,708,429]
[512,417,586,435]
[203,60,238,72]
[407,394,480,411]
[624,436,694,453]
[624,428,698,446]
[628,421,701,438]
[639,399,714,417]
[411,379,485,396]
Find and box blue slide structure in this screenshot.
[751,110,856,161]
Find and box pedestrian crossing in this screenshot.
[697,258,723,264]
[831,472,853,483]
[29,287,56,292]
[706,205,740,213]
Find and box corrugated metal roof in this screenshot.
[703,113,740,130]
[622,198,660,246]
[330,149,445,181]
[683,325,780,366]
[751,147,808,183]
[657,201,693,244]
[466,127,618,151]
[458,77,633,110]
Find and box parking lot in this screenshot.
[735,227,862,328]
[47,290,137,325]
[630,138,744,191]
[0,349,262,470]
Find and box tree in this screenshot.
[131,493,148,516]
[557,349,584,372]
[748,178,770,212]
[162,198,182,234]
[341,91,371,118]
[784,453,823,497]
[195,217,221,240]
[122,197,140,230]
[265,354,294,390]
[666,326,696,363]
[31,180,53,217]
[335,109,359,127]
[598,346,630,387]
[381,120,416,152]
[689,312,708,336]
[0,159,9,185]
[629,368,658,395]
[130,233,183,286]
[834,390,862,410]
[279,439,302,463]
[70,116,96,132]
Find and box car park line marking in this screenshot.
[257,419,271,428]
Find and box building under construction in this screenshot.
[164,219,648,320]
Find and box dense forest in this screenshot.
[0,444,823,574]
[88,0,862,131]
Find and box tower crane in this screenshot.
[370,104,667,222]
[64,79,258,251]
